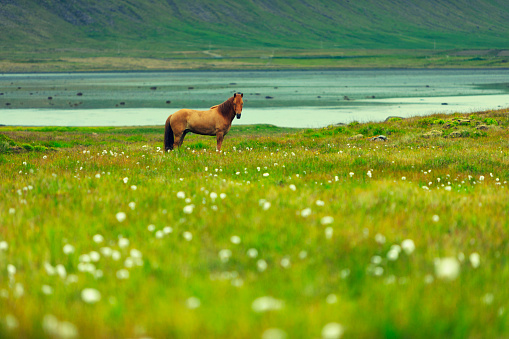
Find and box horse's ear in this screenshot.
[241,93,243,97]
[234,93,237,98]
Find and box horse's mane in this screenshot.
[213,96,235,119]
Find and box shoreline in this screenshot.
[2,48,509,73]
[3,66,509,75]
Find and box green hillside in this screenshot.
[1,0,509,71]
[2,0,509,50]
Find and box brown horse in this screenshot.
[164,93,243,152]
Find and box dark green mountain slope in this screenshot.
[1,0,508,51]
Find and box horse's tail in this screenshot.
[164,117,174,152]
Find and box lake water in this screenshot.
[1,69,508,128]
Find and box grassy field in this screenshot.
[0,108,508,338]
[1,49,509,72]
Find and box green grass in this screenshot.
[1,49,509,72]
[0,108,508,338]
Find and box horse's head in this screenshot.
[233,93,243,119]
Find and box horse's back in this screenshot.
[170,108,219,135]
[170,108,199,124]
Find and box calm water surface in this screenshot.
[1,70,508,127]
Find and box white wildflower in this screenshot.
[300,208,312,217]
[81,288,101,303]
[44,262,56,275]
[100,247,112,257]
[325,227,333,239]
[219,249,232,263]
[257,259,268,272]
[183,231,193,241]
[13,283,24,297]
[56,264,67,279]
[111,250,121,261]
[92,234,104,243]
[42,315,78,339]
[469,252,480,268]
[387,249,399,261]
[326,294,338,304]
[118,237,129,248]
[183,205,195,214]
[262,328,287,339]
[63,244,75,255]
[321,216,334,225]
[7,264,16,276]
[280,257,291,268]
[401,239,415,255]
[375,233,386,244]
[435,257,460,280]
[186,297,201,309]
[247,248,258,258]
[322,322,344,339]
[5,314,19,330]
[130,249,142,259]
[41,285,53,295]
[251,296,284,312]
[116,269,129,280]
[115,212,126,223]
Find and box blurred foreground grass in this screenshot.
[0,108,508,338]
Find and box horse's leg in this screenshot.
[179,130,189,147]
[173,130,189,148]
[173,131,183,149]
[216,132,224,151]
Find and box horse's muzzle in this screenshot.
[236,114,241,119]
